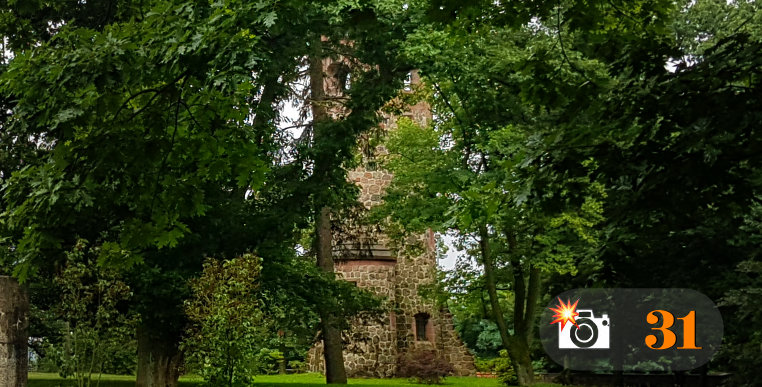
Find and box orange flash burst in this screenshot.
[549,297,580,329]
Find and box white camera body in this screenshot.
[558,309,610,349]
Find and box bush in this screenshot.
[473,350,516,385]
[716,260,762,385]
[494,350,517,385]
[50,240,137,386]
[474,356,501,372]
[252,348,284,374]
[183,254,268,386]
[396,349,455,384]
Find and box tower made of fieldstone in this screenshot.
[306,60,475,378]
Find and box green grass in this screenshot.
[29,372,563,387]
[248,374,502,386]
[28,372,202,387]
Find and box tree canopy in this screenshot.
[1,0,761,385]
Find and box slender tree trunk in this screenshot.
[316,207,348,384]
[477,227,541,386]
[136,325,181,387]
[279,340,287,375]
[309,39,348,385]
[478,226,512,349]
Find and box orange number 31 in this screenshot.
[645,310,702,350]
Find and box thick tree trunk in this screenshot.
[508,337,534,386]
[0,276,29,387]
[136,325,181,387]
[310,40,348,384]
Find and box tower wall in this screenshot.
[338,260,397,377]
[306,58,475,377]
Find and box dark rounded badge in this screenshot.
[539,288,723,372]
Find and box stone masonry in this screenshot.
[307,60,475,377]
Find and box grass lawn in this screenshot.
[28,373,203,387]
[29,372,564,387]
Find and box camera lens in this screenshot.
[570,318,598,348]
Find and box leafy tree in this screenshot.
[378,114,604,384]
[379,0,688,383]
[577,9,762,384]
[0,1,284,383]
[1,1,418,385]
[400,0,762,384]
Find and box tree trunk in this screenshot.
[508,337,534,386]
[136,325,181,387]
[478,227,540,386]
[310,39,348,384]
[279,340,287,375]
[0,276,29,387]
[315,206,348,384]
[478,226,512,350]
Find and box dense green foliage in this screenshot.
[372,0,762,384]
[0,0,410,383]
[47,240,136,385]
[2,0,762,385]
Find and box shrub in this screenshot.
[252,348,285,374]
[183,254,268,387]
[495,350,517,385]
[474,351,516,385]
[397,349,455,384]
[51,240,137,386]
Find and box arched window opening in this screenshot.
[414,312,430,341]
[327,62,351,95]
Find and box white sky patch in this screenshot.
[437,229,479,272]
[438,233,461,271]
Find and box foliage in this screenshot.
[52,239,137,387]
[0,0,277,281]
[715,200,762,384]
[6,0,762,384]
[377,0,762,384]
[183,254,267,387]
[437,254,514,359]
[473,350,516,385]
[0,0,409,383]
[377,112,605,384]
[495,350,518,386]
[32,337,136,377]
[252,348,285,375]
[396,349,455,385]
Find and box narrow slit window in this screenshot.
[415,313,430,341]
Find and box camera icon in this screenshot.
[558,309,610,349]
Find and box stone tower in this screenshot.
[306,60,475,377]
